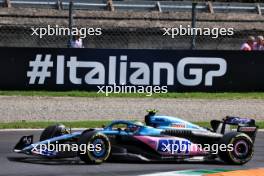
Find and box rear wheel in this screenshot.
[218,132,253,165]
[78,131,111,164]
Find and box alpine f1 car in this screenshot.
[14,110,258,165]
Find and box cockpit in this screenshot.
[104,121,144,134]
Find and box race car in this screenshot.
[13,110,258,165]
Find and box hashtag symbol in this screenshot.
[27,54,54,84]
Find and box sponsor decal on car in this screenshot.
[157,139,191,154]
[238,126,257,132]
[171,123,186,128]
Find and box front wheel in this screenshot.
[218,132,253,165]
[78,131,111,164]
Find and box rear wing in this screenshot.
[211,116,258,143]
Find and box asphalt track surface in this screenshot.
[0,131,263,176]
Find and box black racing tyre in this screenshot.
[218,132,253,165]
[40,124,68,141]
[78,131,111,164]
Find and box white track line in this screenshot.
[139,171,202,176]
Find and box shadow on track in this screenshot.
[7,156,229,166]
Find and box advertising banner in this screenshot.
[0,47,263,91]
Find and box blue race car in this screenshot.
[14,110,258,165]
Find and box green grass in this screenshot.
[1,91,264,99]
[0,120,263,129]
[0,120,112,129]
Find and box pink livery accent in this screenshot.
[134,136,206,156]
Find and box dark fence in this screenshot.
[1,1,264,13]
[0,24,262,50]
[1,0,264,50]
